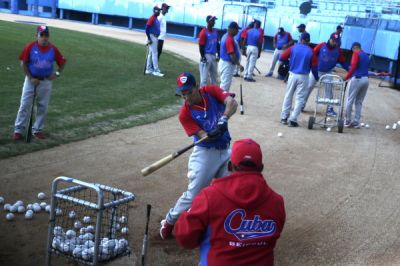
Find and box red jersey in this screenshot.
[179,85,232,136]
[175,171,286,266]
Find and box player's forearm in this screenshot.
[21,63,32,79]
[223,97,238,118]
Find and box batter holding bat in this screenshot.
[12,25,66,141]
[160,72,238,239]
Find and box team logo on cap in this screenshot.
[39,25,47,31]
[177,74,188,87]
[224,209,276,241]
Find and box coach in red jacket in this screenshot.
[174,138,286,266]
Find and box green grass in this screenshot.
[0,20,198,158]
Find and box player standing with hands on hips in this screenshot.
[174,138,286,266]
[12,25,66,141]
[160,72,238,239]
[145,6,164,77]
[198,15,220,87]
[344,42,370,128]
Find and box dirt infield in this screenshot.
[1,13,400,266]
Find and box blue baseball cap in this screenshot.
[228,21,240,30]
[206,15,217,22]
[300,32,310,42]
[176,72,196,93]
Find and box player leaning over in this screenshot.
[160,72,238,239]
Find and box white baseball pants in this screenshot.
[146,34,160,72]
[281,72,309,122]
[14,76,53,134]
[218,60,235,91]
[345,76,369,122]
[244,45,258,79]
[199,54,218,87]
[165,146,230,224]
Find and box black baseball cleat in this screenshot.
[245,78,256,82]
[280,118,288,125]
[288,120,299,127]
[233,74,240,77]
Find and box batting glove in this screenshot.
[217,115,228,133]
[200,57,207,63]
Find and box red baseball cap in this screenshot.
[37,25,49,35]
[231,138,263,170]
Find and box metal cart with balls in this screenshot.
[45,176,135,266]
[308,74,347,133]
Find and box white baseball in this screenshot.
[121,227,129,235]
[45,205,51,212]
[6,213,15,221]
[83,216,91,223]
[82,232,94,241]
[86,225,95,233]
[26,204,33,210]
[17,205,26,213]
[392,123,397,130]
[15,200,23,206]
[33,203,41,212]
[40,202,47,209]
[72,246,83,258]
[68,210,76,219]
[277,132,283,137]
[118,216,127,224]
[37,192,46,200]
[55,208,62,216]
[4,203,11,211]
[53,226,64,236]
[118,238,128,249]
[81,248,91,260]
[66,230,77,239]
[385,125,390,130]
[83,240,94,249]
[365,124,370,128]
[25,210,34,219]
[326,127,331,132]
[397,120,400,125]
[9,205,18,213]
[360,122,365,127]
[79,227,87,235]
[0,196,4,204]
[74,221,83,230]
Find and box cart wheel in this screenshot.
[338,119,344,133]
[308,116,315,129]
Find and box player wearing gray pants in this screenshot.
[15,78,53,135]
[344,42,370,128]
[244,45,258,80]
[345,77,369,125]
[281,72,309,123]
[199,53,218,86]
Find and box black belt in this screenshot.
[32,76,46,80]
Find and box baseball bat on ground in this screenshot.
[254,65,261,75]
[141,136,208,176]
[141,204,152,266]
[240,75,244,115]
[26,85,37,143]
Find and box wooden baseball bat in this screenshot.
[141,136,208,176]
[141,204,152,266]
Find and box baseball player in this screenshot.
[145,6,164,77]
[279,32,313,127]
[296,24,308,42]
[174,138,286,266]
[266,27,293,78]
[198,15,220,87]
[157,3,171,60]
[344,42,370,128]
[302,35,349,114]
[12,25,66,141]
[160,72,238,239]
[233,21,254,77]
[218,22,243,91]
[242,20,263,82]
[330,25,343,47]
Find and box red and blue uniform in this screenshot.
[175,171,286,266]
[145,15,160,37]
[20,41,65,78]
[280,43,313,74]
[199,28,218,55]
[312,42,347,72]
[244,28,263,46]
[179,85,233,148]
[275,32,292,49]
[220,33,240,62]
[345,50,370,80]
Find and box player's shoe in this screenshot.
[152,71,165,77]
[245,78,256,82]
[160,219,174,239]
[344,120,352,127]
[327,107,337,117]
[145,70,153,75]
[12,132,23,141]
[350,121,361,128]
[288,120,299,127]
[33,132,46,139]
[280,118,288,125]
[265,72,273,77]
